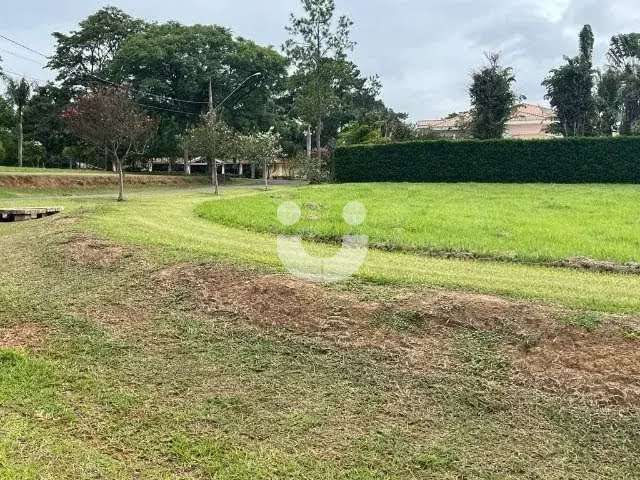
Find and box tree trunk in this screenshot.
[184,145,191,175]
[213,160,219,195]
[208,158,219,195]
[168,157,173,173]
[251,163,256,179]
[17,109,23,168]
[316,118,322,164]
[263,159,269,190]
[116,155,125,202]
[306,126,312,158]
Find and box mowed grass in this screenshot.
[6,182,640,312]
[1,199,640,478]
[68,186,640,313]
[196,183,640,264]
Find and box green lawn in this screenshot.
[196,183,640,264]
[1,183,640,478]
[3,183,640,313]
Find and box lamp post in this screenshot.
[209,72,263,113]
[206,72,263,194]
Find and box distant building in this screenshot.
[417,104,557,140]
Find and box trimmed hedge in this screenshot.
[333,137,640,183]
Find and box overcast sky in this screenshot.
[1,0,639,120]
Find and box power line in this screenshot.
[133,101,199,116]
[0,32,206,105]
[0,47,43,65]
[0,67,45,83]
[85,73,209,105]
[0,32,260,113]
[0,33,49,59]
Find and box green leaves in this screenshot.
[334,136,640,184]
[469,53,520,140]
[543,25,597,137]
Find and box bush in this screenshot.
[334,136,640,183]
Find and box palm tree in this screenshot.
[608,34,640,135]
[7,78,31,168]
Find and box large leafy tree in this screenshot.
[608,33,640,135]
[6,78,31,167]
[63,87,157,201]
[110,23,288,168]
[283,0,356,162]
[0,66,16,164]
[542,25,596,137]
[468,53,520,140]
[48,6,146,89]
[595,69,623,136]
[23,83,74,164]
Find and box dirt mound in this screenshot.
[63,235,131,268]
[553,256,640,275]
[155,265,457,369]
[399,292,640,406]
[0,324,47,349]
[511,328,640,406]
[0,173,206,190]
[154,263,640,406]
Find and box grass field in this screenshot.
[196,183,640,264]
[2,181,640,478]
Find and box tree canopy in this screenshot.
[543,25,596,137]
[48,6,146,89]
[469,53,520,140]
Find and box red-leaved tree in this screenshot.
[63,87,157,201]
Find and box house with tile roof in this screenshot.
[417,103,556,139]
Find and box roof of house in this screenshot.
[417,104,555,131]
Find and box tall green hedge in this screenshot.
[333,137,640,183]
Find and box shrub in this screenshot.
[334,136,640,183]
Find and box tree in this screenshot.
[284,0,356,164]
[608,33,640,135]
[468,53,520,139]
[6,78,31,167]
[542,25,596,137]
[48,7,146,89]
[110,22,288,172]
[63,87,157,201]
[24,83,75,165]
[595,69,623,136]
[237,130,284,190]
[186,111,236,195]
[337,107,415,146]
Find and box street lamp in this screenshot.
[210,72,263,112]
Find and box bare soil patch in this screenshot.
[0,323,47,349]
[63,235,131,268]
[155,263,640,406]
[0,173,205,190]
[154,265,457,370]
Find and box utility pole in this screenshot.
[208,77,219,195]
[306,126,312,158]
[208,77,214,114]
